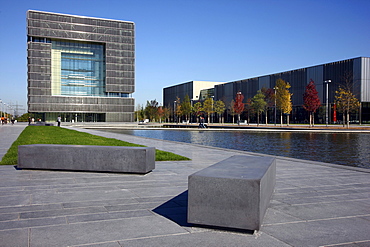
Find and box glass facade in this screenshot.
[51,40,105,96]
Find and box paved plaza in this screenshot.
[0,123,369,246]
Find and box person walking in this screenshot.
[57,116,61,127]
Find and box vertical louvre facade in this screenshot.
[164,57,370,123]
[27,10,135,122]
[213,57,370,123]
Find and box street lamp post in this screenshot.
[273,87,278,126]
[0,100,2,118]
[190,100,193,124]
[173,101,177,124]
[4,103,7,119]
[324,80,331,127]
[211,96,214,124]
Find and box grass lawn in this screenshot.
[0,126,190,165]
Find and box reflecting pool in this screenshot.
[100,129,370,169]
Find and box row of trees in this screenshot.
[135,95,227,124]
[136,77,360,128]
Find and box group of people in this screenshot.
[1,117,15,125]
[199,116,208,128]
[26,116,61,126]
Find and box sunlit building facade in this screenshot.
[27,10,135,122]
[164,57,370,123]
[163,81,224,107]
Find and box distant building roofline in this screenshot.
[27,9,134,24]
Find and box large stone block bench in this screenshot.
[188,155,276,231]
[17,144,155,174]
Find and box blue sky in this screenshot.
[1,0,370,114]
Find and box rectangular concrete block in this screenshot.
[188,155,276,231]
[18,144,155,174]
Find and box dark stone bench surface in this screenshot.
[18,144,155,174]
[188,155,276,231]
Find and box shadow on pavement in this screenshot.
[152,190,191,227]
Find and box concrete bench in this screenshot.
[17,144,155,174]
[187,155,276,231]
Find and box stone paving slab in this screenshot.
[0,124,369,246]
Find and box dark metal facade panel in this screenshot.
[258,76,270,89]
[28,96,134,112]
[355,57,370,102]
[323,59,355,102]
[163,81,193,108]
[306,65,324,102]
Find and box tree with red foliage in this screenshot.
[261,87,275,124]
[303,79,321,127]
[233,91,245,125]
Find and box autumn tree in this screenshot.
[181,94,192,123]
[135,104,145,122]
[203,97,214,124]
[157,106,164,123]
[214,100,226,124]
[233,91,244,125]
[145,99,159,122]
[244,98,253,125]
[335,86,360,128]
[251,90,267,126]
[303,79,321,127]
[174,97,181,123]
[229,99,236,124]
[162,106,171,123]
[261,87,275,124]
[193,102,203,123]
[275,79,293,126]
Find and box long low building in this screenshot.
[163,57,370,124]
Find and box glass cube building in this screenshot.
[27,10,135,122]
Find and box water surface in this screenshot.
[100,129,370,169]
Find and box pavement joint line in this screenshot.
[273,197,370,206]
[275,182,370,189]
[320,239,370,247]
[0,213,158,231]
[69,232,192,247]
[262,232,293,247]
[275,187,370,194]
[274,188,370,196]
[262,213,370,226]
[69,240,122,247]
[28,228,31,247]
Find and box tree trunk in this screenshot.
[238,114,241,125]
[280,112,283,127]
[342,113,345,127]
[265,111,268,125]
[287,114,290,126]
[347,112,350,129]
[312,113,315,127]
